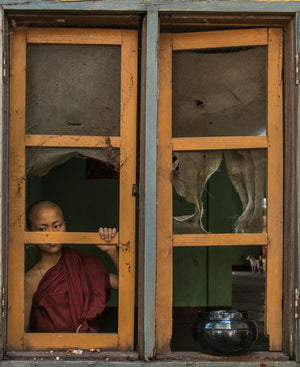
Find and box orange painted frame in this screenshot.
[8,28,137,351]
[157,28,283,353]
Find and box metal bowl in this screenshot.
[192,309,258,356]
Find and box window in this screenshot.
[8,28,137,350]
[157,28,283,352]
[5,17,294,359]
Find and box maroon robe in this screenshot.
[30,247,111,333]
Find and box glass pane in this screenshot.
[172,46,267,137]
[172,245,268,352]
[25,244,118,334]
[172,149,266,234]
[26,44,121,136]
[26,147,120,232]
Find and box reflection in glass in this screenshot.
[172,149,266,234]
[26,44,121,136]
[172,47,266,137]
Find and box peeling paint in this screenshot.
[120,240,130,252]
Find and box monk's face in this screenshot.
[30,206,66,254]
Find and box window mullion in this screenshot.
[138,10,159,360]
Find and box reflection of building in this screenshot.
[0,2,299,365]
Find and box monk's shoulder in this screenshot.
[64,247,107,276]
[67,248,104,265]
[76,250,107,272]
[81,251,105,266]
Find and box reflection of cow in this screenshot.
[172,149,266,233]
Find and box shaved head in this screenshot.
[26,201,64,230]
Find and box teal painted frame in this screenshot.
[143,10,158,360]
[1,0,300,12]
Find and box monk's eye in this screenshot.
[55,224,61,230]
[39,228,47,232]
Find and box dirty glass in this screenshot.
[172,149,267,234]
[26,44,121,136]
[172,46,267,137]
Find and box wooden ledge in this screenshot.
[156,351,290,362]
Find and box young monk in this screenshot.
[25,200,118,333]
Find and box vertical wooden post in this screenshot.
[7,29,27,350]
[138,16,147,359]
[266,27,283,351]
[0,5,5,358]
[138,11,159,360]
[156,33,173,354]
[283,16,297,358]
[118,29,138,351]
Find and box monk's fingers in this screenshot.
[109,228,117,240]
[98,227,105,240]
[108,228,113,241]
[98,227,117,242]
[102,227,109,241]
[99,227,109,241]
[106,228,117,242]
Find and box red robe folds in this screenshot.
[30,247,111,333]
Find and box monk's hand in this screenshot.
[96,227,118,253]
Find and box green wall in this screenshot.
[26,155,262,309]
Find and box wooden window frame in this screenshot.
[8,28,137,351]
[2,11,297,361]
[157,27,283,353]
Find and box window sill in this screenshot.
[3,350,291,362]
[156,351,291,362]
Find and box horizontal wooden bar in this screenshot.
[173,233,268,247]
[172,28,268,50]
[172,136,268,151]
[24,333,118,350]
[26,28,122,45]
[25,135,121,148]
[24,231,119,245]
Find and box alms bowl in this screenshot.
[192,309,258,356]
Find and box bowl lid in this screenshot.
[198,309,250,320]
